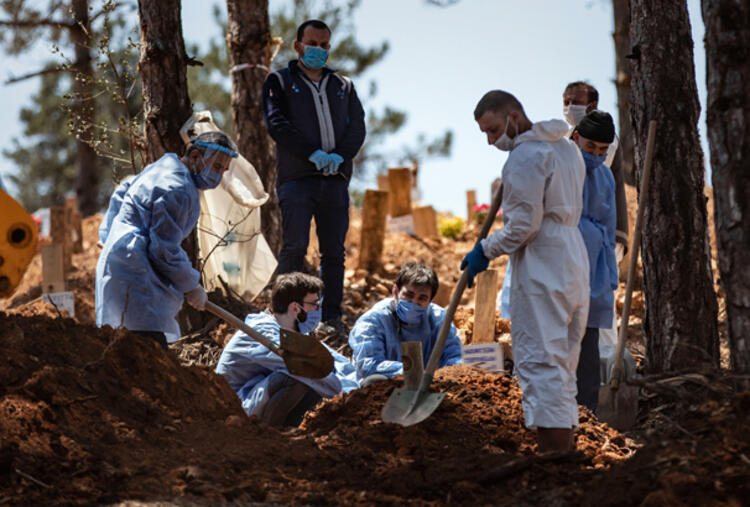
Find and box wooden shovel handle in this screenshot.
[423,184,504,376]
[205,301,282,356]
[611,120,657,390]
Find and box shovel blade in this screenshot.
[279,328,335,379]
[597,384,639,431]
[381,387,446,426]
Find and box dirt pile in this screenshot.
[300,366,637,504]
[0,318,639,505]
[0,312,316,505]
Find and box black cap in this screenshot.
[575,110,615,144]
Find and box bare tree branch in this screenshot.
[4,65,68,84]
[0,18,75,29]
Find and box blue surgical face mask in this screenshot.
[301,45,328,70]
[396,300,428,326]
[581,150,607,171]
[296,305,322,335]
[192,165,222,190]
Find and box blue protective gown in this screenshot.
[99,174,135,244]
[348,298,463,381]
[215,312,359,418]
[95,154,201,340]
[578,160,618,328]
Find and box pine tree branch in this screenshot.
[5,66,69,85]
[0,18,75,29]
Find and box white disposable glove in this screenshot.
[185,285,207,310]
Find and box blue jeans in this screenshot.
[576,327,601,414]
[277,176,349,321]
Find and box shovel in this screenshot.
[205,301,335,379]
[381,183,504,426]
[598,120,656,430]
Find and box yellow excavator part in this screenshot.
[0,188,38,298]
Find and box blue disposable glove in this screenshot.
[460,242,489,288]
[324,153,344,175]
[309,149,330,171]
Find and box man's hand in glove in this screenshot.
[309,149,331,172]
[460,243,490,288]
[324,153,344,175]
[185,285,208,310]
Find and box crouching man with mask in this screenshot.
[348,262,463,386]
[215,273,358,427]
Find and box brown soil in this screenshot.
[1,188,745,505]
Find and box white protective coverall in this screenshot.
[480,119,590,429]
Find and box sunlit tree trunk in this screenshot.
[629,0,719,372]
[702,0,750,386]
[226,0,282,256]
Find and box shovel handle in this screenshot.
[204,301,282,356]
[423,184,504,377]
[611,120,656,390]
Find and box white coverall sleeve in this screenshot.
[349,311,404,380]
[480,149,547,259]
[147,192,201,294]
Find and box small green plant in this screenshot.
[438,216,464,239]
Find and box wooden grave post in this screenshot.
[377,173,389,192]
[50,207,72,272]
[473,268,499,342]
[358,189,389,271]
[65,196,83,254]
[413,205,438,238]
[41,243,66,294]
[466,189,477,222]
[387,167,412,218]
[433,281,453,308]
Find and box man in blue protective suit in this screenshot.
[215,272,359,427]
[262,19,366,337]
[463,90,589,454]
[348,262,463,386]
[96,131,239,349]
[571,111,619,414]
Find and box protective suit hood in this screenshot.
[513,119,570,147]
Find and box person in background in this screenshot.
[262,19,366,337]
[96,131,238,348]
[348,262,463,386]
[463,90,589,453]
[571,111,619,413]
[215,272,358,427]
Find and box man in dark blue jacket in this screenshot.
[262,19,366,334]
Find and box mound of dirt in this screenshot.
[298,367,637,505]
[0,319,638,505]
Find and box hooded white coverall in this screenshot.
[480,119,589,429]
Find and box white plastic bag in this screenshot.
[181,112,277,301]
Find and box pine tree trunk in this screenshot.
[70,0,99,216]
[612,0,635,186]
[226,0,282,256]
[629,0,719,372]
[702,0,750,385]
[137,0,201,333]
[137,0,192,161]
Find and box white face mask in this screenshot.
[563,104,588,126]
[493,116,516,152]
